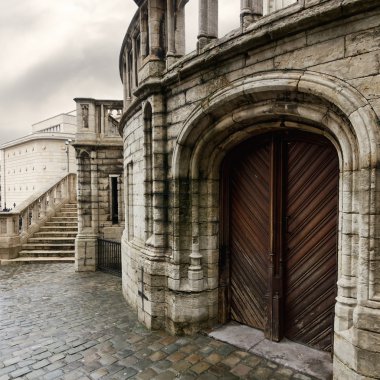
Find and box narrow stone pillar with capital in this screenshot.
[198,0,218,50]
[241,0,263,29]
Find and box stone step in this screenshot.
[1,257,75,265]
[56,215,77,219]
[21,243,75,250]
[28,236,76,241]
[33,231,78,238]
[39,226,78,231]
[14,201,79,265]
[44,221,78,227]
[50,216,78,220]
[18,250,75,258]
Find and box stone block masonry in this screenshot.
[104,0,380,378]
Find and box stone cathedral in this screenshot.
[74,0,380,378]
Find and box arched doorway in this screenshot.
[220,130,338,352]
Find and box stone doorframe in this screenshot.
[171,70,380,378]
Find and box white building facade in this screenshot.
[0,113,77,209]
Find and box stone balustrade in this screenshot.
[0,173,77,260]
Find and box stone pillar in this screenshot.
[198,0,208,39]
[166,0,185,66]
[241,0,263,29]
[123,56,128,108]
[198,0,209,49]
[150,94,167,250]
[126,50,132,104]
[208,0,218,39]
[31,202,39,227]
[75,234,97,272]
[90,150,99,237]
[0,215,20,260]
[74,101,98,272]
[166,0,175,55]
[252,0,263,19]
[140,6,149,59]
[175,5,185,56]
[40,196,47,219]
[334,304,380,379]
[148,0,165,58]
[131,37,137,89]
[188,179,204,291]
[198,0,218,50]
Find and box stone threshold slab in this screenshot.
[208,321,332,380]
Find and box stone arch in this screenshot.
[171,70,380,337]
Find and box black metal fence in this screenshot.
[97,238,122,277]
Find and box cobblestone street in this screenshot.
[0,264,318,379]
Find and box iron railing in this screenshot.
[97,238,121,277]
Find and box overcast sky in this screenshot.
[0,0,240,145]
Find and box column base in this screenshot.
[333,305,380,379]
[75,234,97,272]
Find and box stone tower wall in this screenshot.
[119,1,380,378]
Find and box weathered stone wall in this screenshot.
[120,0,380,378]
[74,99,124,272]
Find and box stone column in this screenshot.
[175,5,186,56]
[148,0,165,58]
[123,56,127,107]
[252,0,263,19]
[198,0,209,49]
[241,0,252,28]
[150,94,167,250]
[166,0,175,55]
[40,196,47,219]
[188,179,204,291]
[208,0,218,39]
[198,0,218,50]
[140,6,149,59]
[31,203,39,227]
[74,106,98,272]
[126,50,132,104]
[131,37,137,89]
[241,0,263,29]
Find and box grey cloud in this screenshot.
[0,0,134,145]
[0,16,128,144]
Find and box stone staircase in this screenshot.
[7,203,77,264]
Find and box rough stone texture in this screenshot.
[73,99,124,272]
[92,0,380,379]
[0,263,318,380]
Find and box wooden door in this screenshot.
[285,137,338,351]
[227,137,271,330]
[221,131,338,352]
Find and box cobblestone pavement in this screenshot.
[0,264,319,380]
